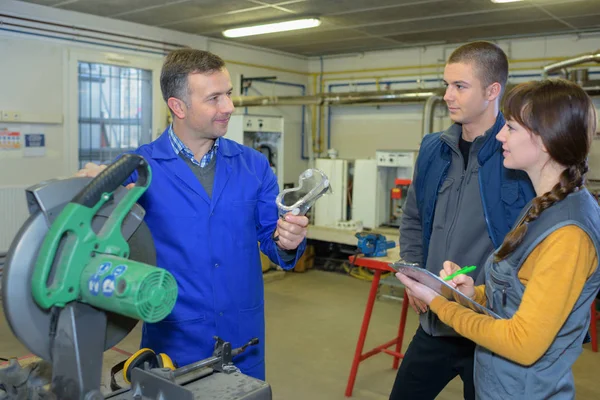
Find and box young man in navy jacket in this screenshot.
[389,42,535,400]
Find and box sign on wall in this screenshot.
[0,130,21,150]
[24,133,46,157]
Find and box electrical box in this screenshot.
[227,114,285,190]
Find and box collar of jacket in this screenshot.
[439,112,506,166]
[151,127,242,160]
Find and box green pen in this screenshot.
[443,265,477,281]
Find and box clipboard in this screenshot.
[389,261,502,319]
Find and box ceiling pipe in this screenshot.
[0,13,185,49]
[232,88,441,107]
[232,83,599,108]
[580,83,600,96]
[542,51,600,78]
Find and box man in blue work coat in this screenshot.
[77,49,308,380]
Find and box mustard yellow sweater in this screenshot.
[430,225,597,366]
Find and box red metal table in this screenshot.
[345,246,409,397]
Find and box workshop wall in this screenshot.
[0,0,310,186]
[309,35,600,177]
[0,0,310,252]
[2,0,600,253]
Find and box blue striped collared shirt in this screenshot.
[168,124,219,167]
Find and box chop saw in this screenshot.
[1,154,271,400]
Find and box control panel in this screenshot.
[243,116,282,132]
[376,150,415,167]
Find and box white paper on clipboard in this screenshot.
[389,261,502,319]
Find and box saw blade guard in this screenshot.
[31,154,178,323]
[275,168,331,217]
[29,154,178,323]
[2,174,160,360]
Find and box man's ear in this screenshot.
[487,82,502,102]
[167,97,186,119]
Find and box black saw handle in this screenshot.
[72,154,149,208]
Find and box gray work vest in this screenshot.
[475,188,600,400]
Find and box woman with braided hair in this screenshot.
[396,78,600,400]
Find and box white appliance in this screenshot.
[313,158,349,227]
[227,114,285,189]
[352,150,415,229]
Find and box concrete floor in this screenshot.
[1,269,599,399]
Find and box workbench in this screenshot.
[306,224,399,246]
[344,246,409,397]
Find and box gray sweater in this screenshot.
[401,123,496,336]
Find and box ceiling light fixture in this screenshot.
[222,18,321,38]
[490,0,523,3]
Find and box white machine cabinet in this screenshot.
[313,158,349,227]
[227,114,285,190]
[352,150,415,229]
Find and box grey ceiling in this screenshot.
[19,0,600,57]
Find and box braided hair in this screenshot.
[494,79,597,262]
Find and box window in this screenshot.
[78,62,152,167]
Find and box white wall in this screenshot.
[308,35,600,167]
[0,0,204,186]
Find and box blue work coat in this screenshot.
[124,128,306,380]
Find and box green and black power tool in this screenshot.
[2,153,271,400]
[2,154,178,399]
[31,154,178,322]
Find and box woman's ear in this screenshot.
[534,134,549,154]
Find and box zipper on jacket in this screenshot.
[440,137,478,258]
[479,172,494,247]
[457,172,464,191]
[490,273,511,307]
[444,172,465,252]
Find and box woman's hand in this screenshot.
[440,261,475,298]
[395,273,439,305]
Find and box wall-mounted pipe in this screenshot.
[542,51,600,78]
[234,74,600,162]
[324,81,445,152]
[231,88,439,107]
[580,83,600,96]
[241,80,310,160]
[422,95,444,138]
[232,95,321,106]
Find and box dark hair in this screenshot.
[160,49,226,106]
[494,79,597,261]
[448,41,509,94]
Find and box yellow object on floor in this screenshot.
[260,249,272,272]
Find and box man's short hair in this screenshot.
[160,49,226,104]
[448,41,509,92]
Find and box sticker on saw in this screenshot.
[88,274,101,296]
[102,275,116,297]
[97,262,112,275]
[112,265,127,277]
